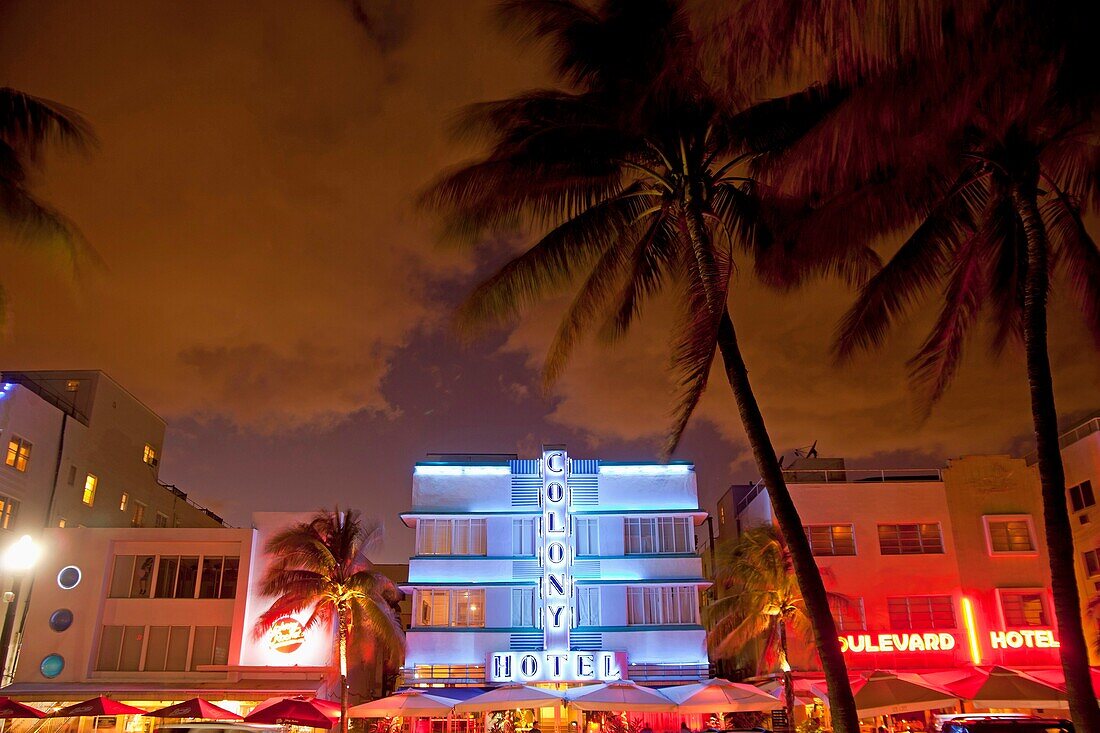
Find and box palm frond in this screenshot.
[1044,186,1100,344]
[599,208,679,341]
[0,87,96,160]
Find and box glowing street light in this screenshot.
[0,534,41,683]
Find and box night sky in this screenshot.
[1,1,1096,563]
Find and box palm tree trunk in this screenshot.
[1011,184,1100,733]
[778,618,794,727]
[715,309,860,733]
[339,606,350,733]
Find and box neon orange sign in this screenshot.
[268,616,306,654]
[989,629,1059,650]
[839,632,957,653]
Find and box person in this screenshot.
[530,725,541,733]
[680,722,691,733]
[640,725,652,733]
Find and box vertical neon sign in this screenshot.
[542,447,571,676]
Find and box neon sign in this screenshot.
[487,448,626,683]
[989,629,1059,650]
[839,632,957,653]
[268,616,306,654]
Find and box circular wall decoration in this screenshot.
[56,566,81,590]
[49,609,74,632]
[40,654,64,678]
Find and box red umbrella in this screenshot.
[0,697,47,719]
[244,698,334,728]
[145,698,242,720]
[307,698,341,718]
[51,697,148,717]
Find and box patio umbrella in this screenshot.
[936,666,1068,709]
[51,697,148,717]
[659,678,781,713]
[244,697,335,728]
[757,677,821,705]
[144,698,242,720]
[454,684,565,713]
[348,690,456,718]
[1028,667,1100,697]
[565,681,676,712]
[0,698,47,718]
[810,670,958,718]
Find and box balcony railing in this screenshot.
[1026,416,1100,464]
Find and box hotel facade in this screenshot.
[400,447,710,688]
[725,434,1100,675]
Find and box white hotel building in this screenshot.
[400,447,711,688]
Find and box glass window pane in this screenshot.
[155,556,179,598]
[191,626,216,670]
[144,626,169,672]
[176,557,199,598]
[109,556,135,598]
[199,557,223,598]
[214,626,231,665]
[118,625,144,671]
[166,626,190,671]
[220,557,239,598]
[96,626,124,671]
[131,555,155,598]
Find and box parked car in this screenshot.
[938,716,1073,733]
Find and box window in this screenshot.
[153,556,200,598]
[830,596,865,631]
[119,493,129,511]
[132,501,146,527]
[888,596,956,630]
[1069,481,1095,513]
[1085,549,1100,578]
[143,626,190,671]
[198,556,240,599]
[0,494,19,530]
[82,474,98,506]
[578,586,601,626]
[1000,590,1049,627]
[417,518,487,555]
[512,518,535,556]
[189,626,231,670]
[96,624,228,672]
[626,586,697,625]
[143,444,158,465]
[511,587,535,627]
[805,525,856,556]
[57,518,66,528]
[5,436,31,472]
[575,517,599,556]
[155,512,169,528]
[416,589,484,627]
[624,517,693,554]
[878,523,944,555]
[984,516,1036,554]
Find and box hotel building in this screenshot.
[728,451,1070,674]
[400,447,710,688]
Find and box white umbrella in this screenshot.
[454,685,566,713]
[810,670,959,718]
[659,678,782,713]
[348,690,456,718]
[565,681,676,712]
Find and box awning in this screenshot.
[1,680,323,703]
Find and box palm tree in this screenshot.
[712,3,1100,728]
[709,525,847,727]
[422,2,868,730]
[0,87,97,322]
[255,508,405,733]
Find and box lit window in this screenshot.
[119,493,129,512]
[984,516,1036,554]
[1069,481,1096,513]
[878,523,944,555]
[578,586,601,626]
[510,587,535,627]
[415,589,484,627]
[805,524,856,556]
[575,517,599,556]
[132,501,146,527]
[155,512,169,528]
[999,590,1049,627]
[82,474,98,506]
[0,494,19,530]
[830,596,865,631]
[511,518,535,556]
[887,595,956,630]
[416,518,486,556]
[143,444,157,466]
[58,518,67,528]
[626,586,697,625]
[5,436,31,472]
[624,517,693,554]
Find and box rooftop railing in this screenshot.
[734,468,944,516]
[1026,416,1100,464]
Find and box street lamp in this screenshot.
[0,534,41,683]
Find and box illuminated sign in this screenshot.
[488,651,626,683]
[268,616,306,654]
[487,448,627,683]
[990,629,1059,650]
[839,632,957,653]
